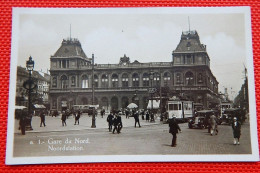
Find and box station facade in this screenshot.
[49,30,219,111]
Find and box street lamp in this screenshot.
[25,56,35,130]
[91,54,96,128]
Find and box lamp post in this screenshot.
[91,54,96,128]
[25,56,35,130]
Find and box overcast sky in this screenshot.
[15,8,250,100]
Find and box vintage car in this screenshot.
[223,108,246,125]
[188,110,216,129]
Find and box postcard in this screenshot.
[6,7,259,164]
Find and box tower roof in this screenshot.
[53,38,88,59]
[174,30,207,53]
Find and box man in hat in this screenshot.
[107,111,114,132]
[232,117,241,145]
[168,115,181,147]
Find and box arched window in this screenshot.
[163,72,171,86]
[52,76,57,87]
[94,75,98,88]
[132,73,139,87]
[176,73,181,84]
[122,73,128,88]
[81,75,89,88]
[142,73,149,87]
[71,76,76,87]
[60,75,68,89]
[185,71,194,86]
[153,73,160,86]
[101,74,108,88]
[112,74,119,88]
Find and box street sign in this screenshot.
[148,88,157,94]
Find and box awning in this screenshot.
[34,104,46,109]
[147,100,160,109]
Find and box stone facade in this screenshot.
[49,31,219,111]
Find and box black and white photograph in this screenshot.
[6,7,259,164]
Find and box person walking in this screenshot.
[125,109,130,119]
[209,113,218,136]
[117,113,123,133]
[168,116,181,147]
[232,117,241,145]
[134,111,141,128]
[107,111,114,132]
[146,111,150,122]
[74,110,81,125]
[112,114,119,134]
[61,111,67,126]
[40,111,46,127]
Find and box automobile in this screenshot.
[188,110,215,129]
[223,108,246,125]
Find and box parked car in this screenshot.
[223,108,246,125]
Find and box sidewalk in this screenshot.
[14,113,161,133]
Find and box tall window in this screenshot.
[122,73,128,88]
[52,76,57,87]
[132,73,139,87]
[94,75,98,88]
[82,75,89,88]
[71,76,76,87]
[187,55,192,64]
[198,73,203,83]
[185,71,194,86]
[153,73,160,86]
[60,75,68,89]
[101,74,108,88]
[163,72,171,86]
[176,73,181,84]
[142,73,149,87]
[112,74,119,88]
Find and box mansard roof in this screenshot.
[174,30,207,53]
[53,38,88,58]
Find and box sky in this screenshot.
[15,8,250,100]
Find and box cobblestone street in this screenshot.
[13,115,251,157]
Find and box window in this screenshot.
[122,73,128,88]
[185,71,194,86]
[175,57,181,64]
[112,74,119,88]
[198,73,203,83]
[187,55,192,64]
[82,75,88,88]
[71,76,76,87]
[52,61,57,68]
[163,72,171,86]
[176,73,181,84]
[101,74,108,88]
[142,73,149,87]
[62,60,66,68]
[153,73,160,86]
[60,75,68,89]
[132,73,139,87]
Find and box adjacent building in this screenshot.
[49,30,219,111]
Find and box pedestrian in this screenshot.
[125,109,129,119]
[74,110,81,125]
[232,117,241,145]
[209,113,218,136]
[61,111,67,126]
[107,111,114,132]
[134,111,141,128]
[168,116,181,147]
[146,111,150,122]
[141,110,145,120]
[117,113,123,133]
[112,114,119,134]
[40,111,46,127]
